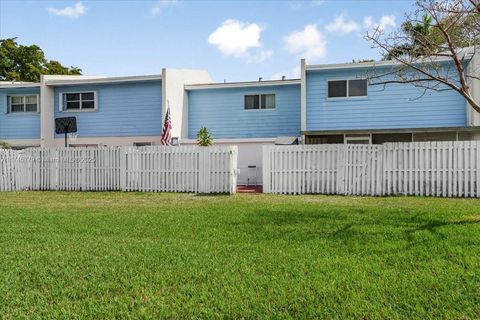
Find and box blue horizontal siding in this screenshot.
[54,80,162,138]
[0,87,40,140]
[306,66,467,131]
[188,84,301,139]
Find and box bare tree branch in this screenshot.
[365,0,480,114]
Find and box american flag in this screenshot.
[161,105,172,146]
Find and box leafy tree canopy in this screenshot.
[383,4,480,60]
[0,38,81,82]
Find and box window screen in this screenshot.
[64,92,95,110]
[348,79,367,97]
[328,80,347,98]
[244,95,260,110]
[261,94,275,109]
[245,94,275,110]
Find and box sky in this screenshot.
[0,0,417,82]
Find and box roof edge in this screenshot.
[185,79,301,90]
[0,82,40,89]
[45,74,162,86]
[306,54,472,71]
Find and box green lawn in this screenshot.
[1,192,480,319]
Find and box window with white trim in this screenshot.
[244,94,275,110]
[328,79,367,98]
[8,95,38,113]
[63,92,96,111]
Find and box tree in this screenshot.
[196,127,213,146]
[351,59,375,63]
[366,0,480,114]
[384,13,437,60]
[0,38,82,82]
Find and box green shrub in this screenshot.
[196,127,212,146]
[0,141,11,149]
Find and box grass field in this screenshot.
[1,192,480,319]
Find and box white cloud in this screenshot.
[283,24,326,61]
[325,13,359,34]
[48,2,86,18]
[151,0,178,15]
[208,19,263,57]
[363,15,396,32]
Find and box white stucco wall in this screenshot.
[162,69,212,139]
[181,138,275,185]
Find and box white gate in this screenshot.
[263,141,480,197]
[343,145,383,196]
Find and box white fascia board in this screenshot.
[0,83,40,89]
[45,74,162,86]
[307,60,401,71]
[306,56,468,71]
[185,79,301,90]
[180,137,276,144]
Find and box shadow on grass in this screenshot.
[404,218,480,248]
[231,206,480,253]
[194,193,232,197]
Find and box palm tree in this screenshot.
[385,14,436,60]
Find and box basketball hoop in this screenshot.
[68,133,78,142]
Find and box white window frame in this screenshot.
[344,134,372,144]
[59,91,98,112]
[5,94,40,114]
[244,93,276,111]
[327,79,368,99]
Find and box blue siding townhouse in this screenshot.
[0,83,41,146]
[1,54,479,184]
[301,57,480,144]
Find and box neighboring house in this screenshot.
[37,69,211,147]
[0,82,41,148]
[48,75,163,147]
[183,79,301,185]
[1,56,479,184]
[301,57,480,144]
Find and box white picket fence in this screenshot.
[263,141,480,197]
[0,149,23,191]
[0,146,238,194]
[122,146,237,193]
